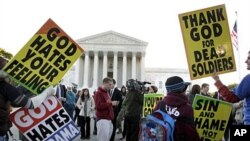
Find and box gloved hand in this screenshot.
[30,86,56,108]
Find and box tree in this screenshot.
[0,48,18,85]
[0,48,13,60]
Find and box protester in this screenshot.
[148,85,158,93]
[109,79,122,141]
[72,83,78,93]
[123,79,144,141]
[154,76,200,141]
[55,81,67,106]
[74,90,82,126]
[0,56,55,141]
[116,86,127,135]
[94,77,119,141]
[64,86,76,119]
[92,90,97,135]
[77,88,95,140]
[117,86,127,141]
[200,83,210,97]
[212,51,250,125]
[212,91,223,100]
[120,86,127,98]
[187,84,200,105]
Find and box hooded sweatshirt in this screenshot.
[94,87,114,120]
[154,93,200,141]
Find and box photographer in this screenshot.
[123,79,145,141]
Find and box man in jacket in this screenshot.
[212,51,250,125]
[154,76,200,141]
[123,79,144,141]
[109,79,122,141]
[94,77,119,141]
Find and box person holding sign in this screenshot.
[212,51,250,125]
[0,56,55,141]
[154,76,200,141]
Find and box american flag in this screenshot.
[231,21,238,50]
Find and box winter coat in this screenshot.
[94,87,114,120]
[154,92,200,141]
[124,90,144,118]
[77,96,95,117]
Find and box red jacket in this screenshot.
[154,93,201,141]
[94,87,114,120]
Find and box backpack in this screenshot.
[139,109,175,141]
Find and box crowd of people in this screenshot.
[54,77,162,141]
[0,50,250,141]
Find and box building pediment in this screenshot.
[77,30,148,46]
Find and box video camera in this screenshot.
[126,79,151,94]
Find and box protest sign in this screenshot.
[9,96,80,141]
[3,18,84,94]
[193,95,232,141]
[179,4,236,80]
[143,93,164,117]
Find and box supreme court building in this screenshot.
[74,31,148,89]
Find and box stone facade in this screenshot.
[74,31,147,89]
[63,31,190,93]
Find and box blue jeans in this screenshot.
[0,134,8,141]
[64,105,74,119]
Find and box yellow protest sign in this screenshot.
[143,93,164,117]
[179,4,236,80]
[193,95,232,141]
[3,19,84,94]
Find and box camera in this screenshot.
[126,79,151,94]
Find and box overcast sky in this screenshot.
[1,0,249,91]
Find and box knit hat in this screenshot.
[165,76,190,93]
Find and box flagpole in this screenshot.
[235,11,241,82]
[237,38,241,82]
[231,11,240,83]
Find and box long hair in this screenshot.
[81,88,90,101]
[191,84,201,94]
[121,85,127,95]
